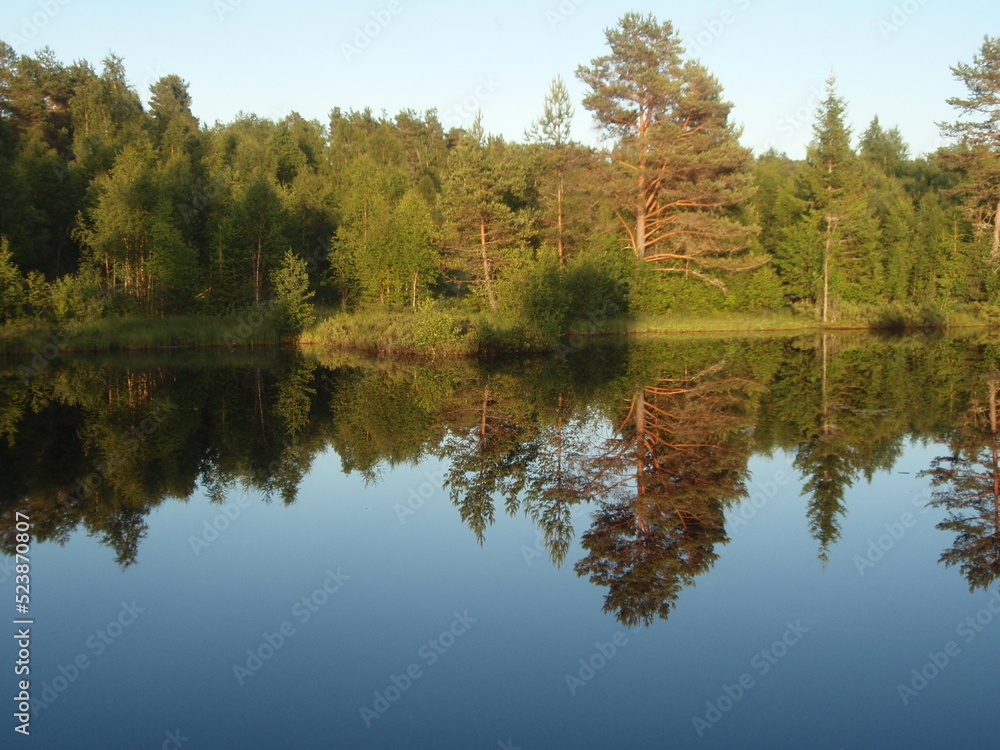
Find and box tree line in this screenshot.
[0,14,998,329]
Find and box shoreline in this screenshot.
[2,312,998,359]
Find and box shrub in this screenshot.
[49,266,110,322]
[271,250,316,337]
[0,238,27,323]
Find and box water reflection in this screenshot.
[3,333,1000,624]
[573,361,757,626]
[924,374,1000,591]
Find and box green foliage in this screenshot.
[577,12,758,283]
[632,262,725,315]
[940,35,1000,265]
[271,249,316,337]
[1,36,1000,344]
[0,238,27,323]
[439,116,532,311]
[411,303,467,355]
[49,266,110,321]
[725,265,785,312]
[775,219,823,301]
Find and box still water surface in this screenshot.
[2,333,999,749]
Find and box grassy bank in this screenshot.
[582,303,1000,337]
[577,311,815,336]
[3,302,1000,359]
[299,307,557,357]
[0,313,284,357]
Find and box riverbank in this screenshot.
[0,313,285,357]
[2,303,998,358]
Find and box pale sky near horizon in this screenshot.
[1,0,994,159]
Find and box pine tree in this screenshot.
[577,13,758,288]
[526,75,576,265]
[439,116,529,311]
[795,78,879,321]
[940,35,1000,264]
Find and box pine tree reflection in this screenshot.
[574,361,758,626]
[924,376,1000,591]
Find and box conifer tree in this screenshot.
[577,13,757,288]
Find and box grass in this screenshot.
[300,306,558,357]
[574,310,816,336]
[0,313,285,357]
[3,302,999,360]
[572,303,1000,338]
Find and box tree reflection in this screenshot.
[786,335,905,562]
[0,335,995,619]
[441,380,541,543]
[574,361,758,626]
[924,376,1000,591]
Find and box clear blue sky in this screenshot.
[1,0,993,158]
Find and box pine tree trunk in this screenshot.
[636,159,648,260]
[557,173,565,267]
[823,216,832,325]
[634,390,648,534]
[479,217,497,311]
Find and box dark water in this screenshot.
[2,333,999,749]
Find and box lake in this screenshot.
[2,332,999,749]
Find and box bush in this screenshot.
[271,250,316,337]
[631,262,725,315]
[724,264,785,312]
[49,266,110,322]
[412,303,467,355]
[0,238,27,323]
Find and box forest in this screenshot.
[1,14,999,352]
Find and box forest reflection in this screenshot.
[3,333,1000,623]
